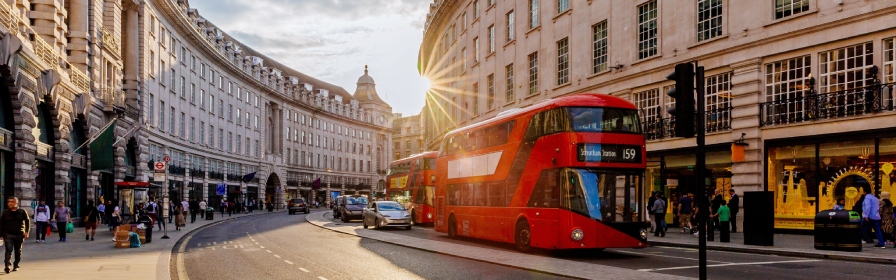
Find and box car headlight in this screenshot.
[571,229,584,241]
[427,213,432,219]
[640,228,648,240]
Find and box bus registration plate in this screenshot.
[576,143,641,163]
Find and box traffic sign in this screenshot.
[163,155,171,162]
[154,162,167,171]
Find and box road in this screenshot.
[174,209,896,280]
[175,210,571,280]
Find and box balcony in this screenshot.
[760,83,896,126]
[190,169,205,178]
[168,165,186,176]
[208,171,224,180]
[102,87,125,112]
[642,107,732,141]
[70,154,86,169]
[35,142,53,161]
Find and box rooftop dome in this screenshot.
[353,65,389,106]
[357,65,376,85]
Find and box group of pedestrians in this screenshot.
[853,187,895,248]
[652,188,739,243]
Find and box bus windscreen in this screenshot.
[566,107,641,133]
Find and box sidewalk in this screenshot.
[305,211,694,280]
[647,228,896,265]
[3,209,282,280]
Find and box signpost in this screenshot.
[154,158,170,240]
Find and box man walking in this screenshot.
[713,200,731,242]
[1,197,31,273]
[652,193,666,237]
[33,201,49,243]
[83,200,100,241]
[711,189,724,230]
[189,199,199,224]
[678,193,694,233]
[199,200,207,219]
[648,192,657,233]
[728,189,740,233]
[181,199,190,224]
[862,187,886,248]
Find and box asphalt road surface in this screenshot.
[174,210,571,280]
[320,212,896,280]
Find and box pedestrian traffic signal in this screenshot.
[666,63,696,138]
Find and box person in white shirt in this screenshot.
[199,200,207,218]
[33,201,50,242]
[181,199,190,219]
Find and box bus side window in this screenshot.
[527,169,560,208]
[471,183,487,206]
[487,182,505,206]
[448,184,460,206]
[415,186,426,204]
[524,112,544,139]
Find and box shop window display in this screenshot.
[768,144,817,230]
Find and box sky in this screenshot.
[190,0,432,116]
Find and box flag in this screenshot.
[241,172,256,183]
[89,120,116,171]
[311,178,321,190]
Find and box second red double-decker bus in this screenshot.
[434,94,647,251]
[386,151,439,225]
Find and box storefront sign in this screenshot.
[576,143,641,163]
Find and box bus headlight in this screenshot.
[640,228,648,240]
[571,229,584,241]
[427,213,433,219]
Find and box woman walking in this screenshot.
[174,203,186,231]
[880,192,895,246]
[51,201,71,242]
[33,200,50,243]
[110,202,122,242]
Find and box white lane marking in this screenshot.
[612,250,728,263]
[638,259,822,272]
[274,254,281,258]
[318,277,328,280]
[266,250,272,253]
[299,268,309,273]
[255,242,259,245]
[284,260,294,265]
[259,246,265,248]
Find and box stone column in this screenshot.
[67,0,90,72]
[123,5,140,97]
[272,105,280,155]
[729,58,764,232]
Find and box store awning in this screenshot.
[115,181,150,187]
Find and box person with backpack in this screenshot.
[82,200,100,241]
[652,193,666,237]
[33,201,50,243]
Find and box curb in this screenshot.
[164,210,282,280]
[647,241,896,265]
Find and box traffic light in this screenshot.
[666,63,696,138]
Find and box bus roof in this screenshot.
[445,93,636,137]
[390,151,439,165]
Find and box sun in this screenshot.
[419,75,433,92]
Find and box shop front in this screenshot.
[766,130,896,231]
[646,145,733,227]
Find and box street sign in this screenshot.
[154,162,166,171]
[154,161,167,182]
[163,155,171,162]
[216,183,226,196]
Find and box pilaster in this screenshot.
[729,58,764,194]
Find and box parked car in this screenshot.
[287,198,310,215]
[332,196,344,219]
[362,201,412,230]
[336,195,368,222]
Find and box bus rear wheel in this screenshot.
[447,215,457,238]
[515,220,532,253]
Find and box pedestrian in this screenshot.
[728,188,740,233]
[33,200,50,243]
[174,204,185,231]
[833,198,846,210]
[97,201,105,225]
[169,200,176,223]
[853,191,869,242]
[189,199,199,224]
[861,187,886,248]
[146,200,160,231]
[105,200,114,231]
[228,201,234,216]
[648,192,657,233]
[199,200,207,218]
[220,200,227,218]
[713,200,731,242]
[879,192,894,246]
[1,197,30,273]
[82,200,100,241]
[678,193,694,233]
[711,189,724,231]
[51,201,71,242]
[110,202,122,242]
[181,199,190,222]
[652,193,666,237]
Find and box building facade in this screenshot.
[141,0,394,208]
[392,112,427,160]
[419,0,896,230]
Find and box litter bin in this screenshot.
[137,215,153,243]
[814,210,862,252]
[205,208,214,220]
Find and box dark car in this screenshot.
[287,198,310,215]
[332,195,345,219]
[337,195,368,222]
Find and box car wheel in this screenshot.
[406,225,412,230]
[363,217,369,229]
[373,218,380,229]
[306,209,310,214]
[447,215,457,238]
[515,220,533,253]
[288,211,293,215]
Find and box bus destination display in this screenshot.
[576,143,641,163]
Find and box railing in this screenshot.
[101,27,121,57]
[0,0,17,35]
[641,106,732,140]
[208,171,224,180]
[35,142,53,160]
[169,165,186,176]
[71,154,86,168]
[68,66,90,92]
[0,127,11,151]
[760,83,896,126]
[190,169,205,178]
[286,180,299,186]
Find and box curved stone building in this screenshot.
[419,0,896,231]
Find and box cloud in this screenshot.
[227,31,327,51]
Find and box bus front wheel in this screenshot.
[515,220,532,253]
[447,215,457,238]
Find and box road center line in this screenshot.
[612,250,728,263]
[638,259,821,272]
[266,250,272,253]
[274,254,281,258]
[284,260,294,265]
[299,268,309,273]
[318,277,328,280]
[259,246,265,248]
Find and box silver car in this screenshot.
[362,201,412,230]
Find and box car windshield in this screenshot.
[346,196,368,205]
[377,203,405,211]
[291,199,303,203]
[565,107,641,134]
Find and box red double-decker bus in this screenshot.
[434,94,647,251]
[386,151,439,225]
